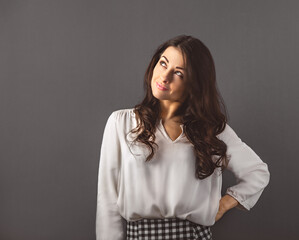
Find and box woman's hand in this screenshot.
[215,202,227,222]
[215,194,239,222]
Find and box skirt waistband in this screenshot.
[126,218,212,240]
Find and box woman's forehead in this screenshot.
[160,46,186,68]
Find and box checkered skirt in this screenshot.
[126,218,213,240]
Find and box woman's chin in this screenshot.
[152,92,169,100]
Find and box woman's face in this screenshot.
[151,46,187,102]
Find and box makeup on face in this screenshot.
[156,81,169,91]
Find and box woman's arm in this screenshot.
[221,194,239,211]
[217,123,271,212]
[95,111,124,240]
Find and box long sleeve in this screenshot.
[95,111,124,240]
[219,124,270,211]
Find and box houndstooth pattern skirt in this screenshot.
[126,218,213,240]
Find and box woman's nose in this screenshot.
[160,70,171,82]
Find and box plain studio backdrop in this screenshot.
[0,0,298,239]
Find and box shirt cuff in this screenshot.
[225,189,251,211]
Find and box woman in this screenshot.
[96,35,270,240]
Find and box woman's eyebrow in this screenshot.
[161,55,185,70]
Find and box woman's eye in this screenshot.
[175,71,183,78]
[160,60,166,67]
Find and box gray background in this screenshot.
[0,0,298,239]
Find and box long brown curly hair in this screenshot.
[130,34,230,180]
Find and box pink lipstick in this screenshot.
[156,82,168,91]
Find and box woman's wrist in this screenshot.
[220,194,239,212]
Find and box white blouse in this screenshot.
[96,108,270,240]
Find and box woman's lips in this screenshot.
[156,81,168,91]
